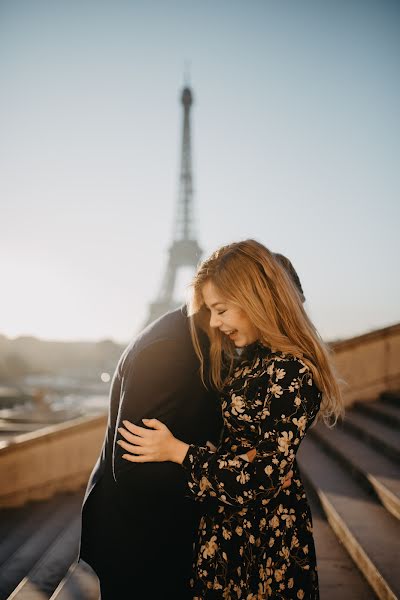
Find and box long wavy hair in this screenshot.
[188,239,343,425]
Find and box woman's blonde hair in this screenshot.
[188,239,343,425]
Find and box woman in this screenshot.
[118,240,343,599]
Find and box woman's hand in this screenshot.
[117,419,189,464]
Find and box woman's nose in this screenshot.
[209,312,222,329]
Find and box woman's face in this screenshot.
[202,280,259,348]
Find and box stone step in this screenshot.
[380,391,400,407]
[0,502,40,553]
[303,480,377,600]
[0,494,82,599]
[342,411,400,463]
[311,422,400,520]
[355,401,400,429]
[50,561,100,600]
[0,494,76,570]
[298,437,400,600]
[8,517,81,599]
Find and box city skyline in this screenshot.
[1,0,399,344]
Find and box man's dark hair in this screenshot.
[273,253,305,303]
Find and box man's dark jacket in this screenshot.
[80,308,221,599]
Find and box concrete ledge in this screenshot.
[331,323,400,352]
[0,415,107,508]
[331,322,400,407]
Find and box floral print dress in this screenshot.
[182,343,321,599]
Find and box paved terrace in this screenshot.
[0,323,399,600]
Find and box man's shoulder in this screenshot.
[118,307,191,373]
[136,306,189,347]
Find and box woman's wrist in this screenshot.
[170,439,190,464]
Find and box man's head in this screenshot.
[273,252,305,303]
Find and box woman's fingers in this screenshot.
[142,418,164,430]
[117,439,145,455]
[122,419,165,435]
[117,427,144,445]
[118,418,173,463]
[122,453,151,463]
[122,420,151,437]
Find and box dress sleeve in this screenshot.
[181,357,321,508]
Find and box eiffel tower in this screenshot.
[144,85,202,325]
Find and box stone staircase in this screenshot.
[298,390,400,600]
[0,392,399,600]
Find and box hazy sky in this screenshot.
[1,0,399,343]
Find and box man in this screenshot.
[79,307,222,599]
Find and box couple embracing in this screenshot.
[80,239,342,599]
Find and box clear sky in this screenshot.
[1,0,399,344]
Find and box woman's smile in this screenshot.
[202,280,258,347]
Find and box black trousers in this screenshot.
[81,474,197,600]
[97,569,192,600]
[81,495,194,599]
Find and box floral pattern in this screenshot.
[182,344,321,599]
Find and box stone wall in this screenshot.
[1,322,399,507]
[0,414,107,508]
[332,322,400,407]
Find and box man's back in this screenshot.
[80,308,221,598]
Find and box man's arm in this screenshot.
[112,337,197,492]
